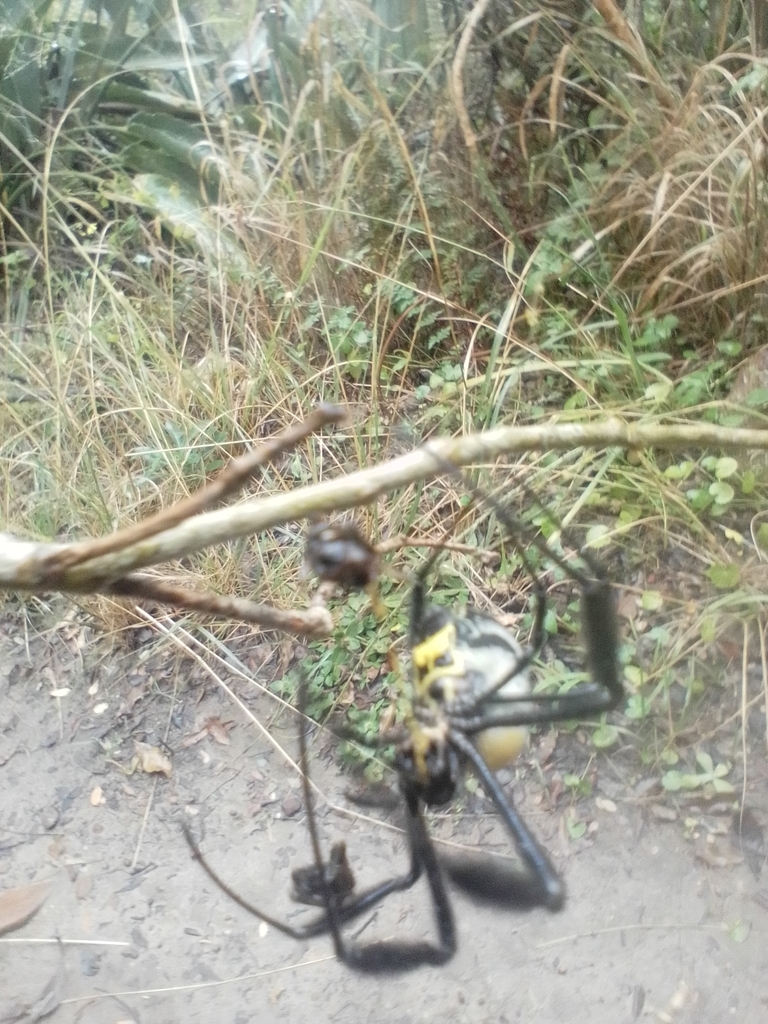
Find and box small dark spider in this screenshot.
[183,472,624,972]
[304,520,379,590]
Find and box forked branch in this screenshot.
[2,415,768,639]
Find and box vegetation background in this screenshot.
[3,0,768,792]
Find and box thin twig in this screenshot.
[535,920,724,950]
[137,610,403,833]
[58,955,335,1005]
[39,403,346,578]
[376,534,498,559]
[129,629,181,871]
[0,938,129,947]
[697,690,765,742]
[108,575,333,637]
[740,620,749,819]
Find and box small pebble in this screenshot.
[79,951,101,977]
[282,792,302,818]
[41,806,60,830]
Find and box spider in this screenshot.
[183,473,625,972]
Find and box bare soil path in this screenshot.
[1,604,766,1024]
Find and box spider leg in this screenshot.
[182,819,329,939]
[448,730,565,911]
[295,675,456,971]
[453,557,547,712]
[425,455,623,720]
[316,791,456,972]
[450,565,622,732]
[184,811,455,941]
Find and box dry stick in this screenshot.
[108,575,333,638]
[39,403,347,578]
[592,0,677,111]
[130,776,160,874]
[136,608,302,769]
[376,534,498,559]
[698,690,767,742]
[451,0,494,160]
[8,418,768,592]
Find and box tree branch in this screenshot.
[3,417,768,596]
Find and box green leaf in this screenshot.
[131,174,246,270]
[624,665,645,687]
[715,456,738,480]
[700,617,717,643]
[592,723,619,748]
[625,693,649,719]
[618,505,642,524]
[756,523,768,551]
[708,481,734,504]
[641,590,663,611]
[585,524,610,548]
[664,460,694,480]
[741,470,755,495]
[566,816,586,840]
[696,750,714,774]
[706,563,740,589]
[687,487,711,511]
[728,920,751,943]
[712,777,736,794]
[662,770,684,792]
[663,770,708,790]
[644,382,672,402]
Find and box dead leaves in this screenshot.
[0,879,51,937]
[106,740,173,778]
[116,681,146,719]
[132,740,172,777]
[181,716,233,749]
[695,840,744,870]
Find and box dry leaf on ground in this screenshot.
[133,740,172,777]
[181,726,210,748]
[695,839,744,869]
[0,879,51,936]
[117,683,146,719]
[204,716,232,745]
[181,716,232,748]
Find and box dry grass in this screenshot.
[587,54,768,337]
[2,0,768,745]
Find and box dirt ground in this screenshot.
[1,600,767,1024]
